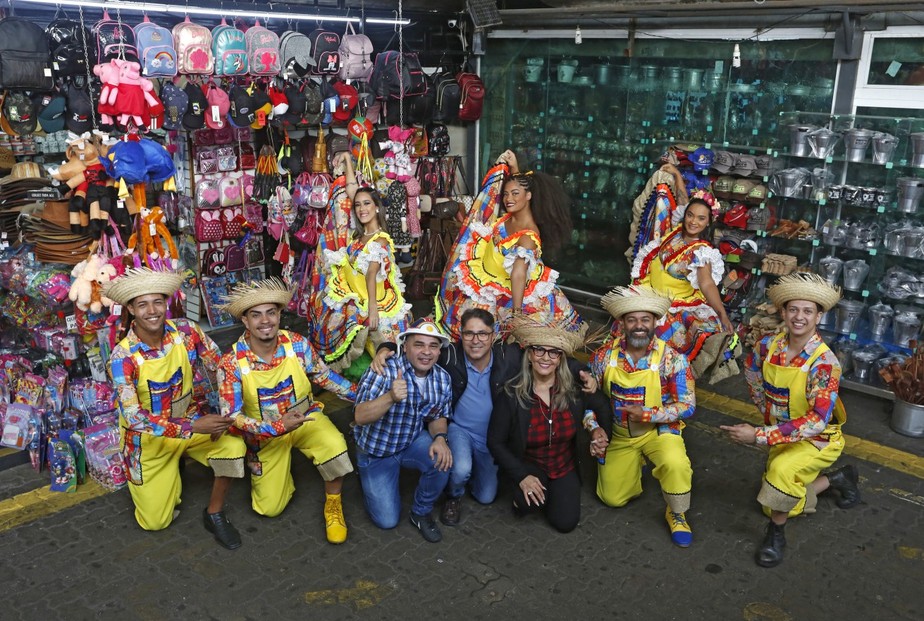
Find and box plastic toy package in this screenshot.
[0,402,33,450]
[15,373,46,408]
[80,422,127,490]
[68,379,116,424]
[47,438,77,492]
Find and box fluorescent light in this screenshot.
[14,0,411,25]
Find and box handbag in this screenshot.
[246,238,264,264]
[432,197,460,220]
[195,208,223,242]
[196,178,221,209]
[196,147,218,174]
[293,209,319,246]
[406,228,449,299]
[244,201,264,234]
[220,207,244,239]
[307,174,332,209]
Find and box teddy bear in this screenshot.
[126,205,179,269]
[68,254,103,312]
[92,260,118,314]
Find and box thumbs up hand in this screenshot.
[389,369,408,402]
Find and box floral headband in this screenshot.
[690,188,720,218]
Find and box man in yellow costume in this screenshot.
[217,279,357,544]
[106,268,246,550]
[722,272,860,568]
[588,285,697,547]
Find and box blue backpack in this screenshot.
[212,19,248,76]
[135,17,177,77]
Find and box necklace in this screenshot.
[361,227,382,237]
[536,392,554,448]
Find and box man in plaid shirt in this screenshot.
[354,319,453,543]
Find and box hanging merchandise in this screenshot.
[432,67,461,123]
[205,82,231,130]
[406,71,436,126]
[312,125,329,174]
[427,122,450,156]
[46,17,92,80]
[94,58,160,128]
[160,81,189,130]
[309,28,341,75]
[456,63,485,122]
[93,10,139,64]
[0,16,56,91]
[173,16,214,75]
[338,22,374,81]
[135,16,178,78]
[279,30,313,79]
[1,92,37,137]
[212,19,249,76]
[183,81,208,129]
[245,19,282,76]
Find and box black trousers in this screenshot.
[511,462,581,533]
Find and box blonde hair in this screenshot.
[507,348,576,412]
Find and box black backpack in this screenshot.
[309,29,340,75]
[46,19,92,80]
[302,80,323,125]
[405,73,435,125]
[427,123,450,157]
[0,17,54,91]
[371,51,428,101]
[432,69,461,123]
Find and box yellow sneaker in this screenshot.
[324,493,347,544]
[665,508,692,548]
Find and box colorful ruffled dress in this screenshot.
[632,224,725,361]
[308,178,412,370]
[436,163,581,340]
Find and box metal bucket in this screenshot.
[557,59,578,83]
[844,128,874,162]
[868,302,894,339]
[893,311,922,347]
[594,64,612,85]
[850,349,878,383]
[911,133,924,168]
[808,128,840,159]
[897,177,924,214]
[834,299,865,334]
[842,259,869,291]
[789,125,816,157]
[683,67,704,90]
[818,256,844,285]
[892,399,924,437]
[872,133,899,165]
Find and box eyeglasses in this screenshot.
[529,346,563,360]
[461,331,493,341]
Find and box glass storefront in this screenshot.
[480,35,839,294]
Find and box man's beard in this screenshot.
[627,329,654,349]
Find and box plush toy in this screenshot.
[126,205,179,269]
[68,255,103,312]
[48,133,115,236]
[94,59,158,128]
[379,125,416,183]
[92,261,118,313]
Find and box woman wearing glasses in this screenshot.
[436,149,582,341]
[487,315,610,533]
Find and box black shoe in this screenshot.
[826,464,861,509]
[755,521,786,568]
[409,511,442,543]
[440,497,462,526]
[203,508,242,550]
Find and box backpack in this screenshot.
[211,20,248,76]
[371,51,427,101]
[309,29,340,75]
[405,73,435,125]
[135,17,177,77]
[302,80,323,125]
[93,11,138,64]
[338,23,373,81]
[245,20,281,76]
[279,31,312,79]
[456,68,485,122]
[427,123,450,157]
[172,16,214,75]
[46,18,91,80]
[432,69,461,123]
[0,17,54,91]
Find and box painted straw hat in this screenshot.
[601,284,672,319]
[220,278,294,320]
[103,267,185,306]
[767,272,841,312]
[510,313,587,356]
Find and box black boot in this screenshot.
[826,464,861,509]
[755,521,786,568]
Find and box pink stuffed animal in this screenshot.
[379,126,416,182]
[95,59,159,127]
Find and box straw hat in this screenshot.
[103,268,185,306]
[510,313,587,356]
[220,278,293,320]
[768,272,841,312]
[601,284,672,320]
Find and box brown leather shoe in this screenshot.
[440,497,462,526]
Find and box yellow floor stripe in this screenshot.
[0,479,111,533]
[0,447,20,459]
[697,389,924,481]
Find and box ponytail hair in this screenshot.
[505,172,573,255]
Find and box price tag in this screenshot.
[587,116,594,122]
[1,232,6,239]
[752,129,759,136]
[52,62,60,71]
[117,199,125,210]
[869,248,878,256]
[818,199,826,206]
[877,205,885,213]
[812,239,819,246]
[65,314,77,332]
[0,241,8,250]
[211,105,221,124]
[849,333,857,340]
[580,213,587,220]
[256,109,266,127]
[825,156,833,164]
[885,162,893,169]
[861,290,869,298]
[722,141,730,147]
[43,67,52,77]
[886,60,903,77]
[112,304,123,316]
[581,192,588,199]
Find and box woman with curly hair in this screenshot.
[436,150,580,340]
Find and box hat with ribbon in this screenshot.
[398,318,450,348]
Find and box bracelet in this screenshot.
[432,432,448,442]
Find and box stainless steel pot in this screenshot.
[893,311,922,347]
[683,67,704,90]
[835,300,866,334]
[789,125,816,157]
[868,302,895,339]
[808,128,840,159]
[911,132,924,168]
[872,133,899,165]
[844,128,875,162]
[897,177,924,213]
[842,259,870,291]
[818,256,844,285]
[851,349,878,383]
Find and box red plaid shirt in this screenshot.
[524,394,577,480]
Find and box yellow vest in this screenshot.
[125,320,193,422]
[762,333,847,436]
[603,339,667,437]
[235,335,317,422]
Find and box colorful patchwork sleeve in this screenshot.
[108,347,193,439]
[291,333,357,402]
[184,319,223,373]
[641,347,696,423]
[745,336,770,415]
[756,356,840,446]
[217,350,288,438]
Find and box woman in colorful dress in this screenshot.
[308,152,411,373]
[631,165,734,378]
[437,150,580,340]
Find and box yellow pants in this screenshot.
[596,429,693,513]
[250,411,353,517]
[127,432,245,531]
[758,435,844,517]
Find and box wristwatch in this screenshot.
[432,432,448,442]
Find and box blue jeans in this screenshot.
[447,424,498,504]
[356,431,451,529]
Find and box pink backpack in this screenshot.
[173,17,214,75]
[219,174,243,207]
[245,19,281,76]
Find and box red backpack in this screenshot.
[456,69,484,122]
